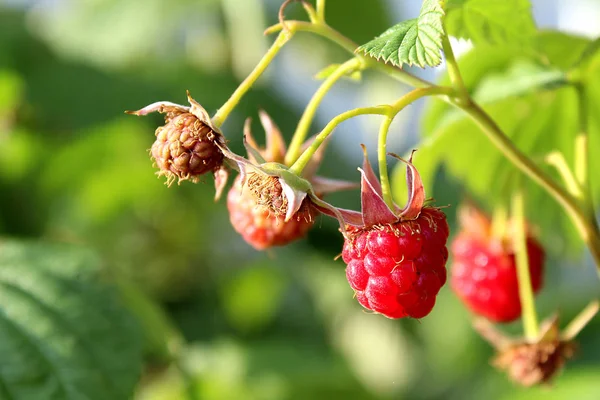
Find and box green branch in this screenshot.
[316,0,326,21]
[212,31,292,127]
[512,187,540,341]
[378,115,395,209]
[285,58,363,165]
[441,33,468,103]
[288,106,390,175]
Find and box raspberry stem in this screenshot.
[491,205,508,240]
[545,151,583,198]
[575,84,589,189]
[288,106,390,175]
[316,0,326,22]
[562,300,599,341]
[512,187,540,341]
[378,114,396,209]
[377,87,452,209]
[441,34,469,104]
[212,31,292,127]
[285,58,363,166]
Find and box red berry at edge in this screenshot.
[228,176,315,250]
[342,207,450,319]
[450,209,545,323]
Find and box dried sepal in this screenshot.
[324,145,431,231]
[474,303,599,387]
[389,150,425,220]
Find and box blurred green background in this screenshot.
[1,0,600,399]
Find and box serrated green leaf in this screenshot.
[0,240,142,400]
[356,0,444,68]
[314,63,362,82]
[445,0,537,46]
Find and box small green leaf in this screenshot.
[356,0,444,68]
[314,64,362,82]
[472,61,566,104]
[0,240,142,400]
[445,0,537,46]
[571,36,600,72]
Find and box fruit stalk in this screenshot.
[285,57,363,165]
[512,187,540,341]
[316,0,326,21]
[288,106,389,175]
[376,87,453,209]
[212,31,292,127]
[378,114,395,209]
[441,34,468,103]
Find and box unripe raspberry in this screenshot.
[228,176,315,250]
[245,172,289,218]
[223,111,356,250]
[127,92,227,187]
[450,205,545,323]
[151,112,224,185]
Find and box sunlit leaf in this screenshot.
[445,0,536,46]
[356,0,444,68]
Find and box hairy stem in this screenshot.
[285,58,363,165]
[562,300,600,341]
[574,83,595,219]
[545,151,583,198]
[575,84,589,187]
[376,87,452,208]
[264,20,432,88]
[378,115,395,209]
[512,187,540,341]
[491,204,508,240]
[212,31,292,127]
[316,0,326,21]
[441,34,468,102]
[288,106,390,175]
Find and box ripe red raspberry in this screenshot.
[228,176,316,250]
[342,207,449,319]
[450,205,545,322]
[329,148,449,319]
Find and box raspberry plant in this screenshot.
[125,0,600,388]
[5,1,600,399]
